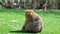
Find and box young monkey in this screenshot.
[22,9,43,33]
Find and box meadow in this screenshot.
[0,9,60,34]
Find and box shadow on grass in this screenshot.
[10,30,40,34]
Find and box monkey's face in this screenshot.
[25,10,34,18]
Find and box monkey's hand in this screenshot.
[22,25,26,30]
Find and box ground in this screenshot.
[0,8,60,34]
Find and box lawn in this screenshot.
[0,9,60,34]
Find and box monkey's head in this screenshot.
[25,9,35,19]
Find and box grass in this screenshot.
[0,8,60,34]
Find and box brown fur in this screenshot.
[22,9,43,32]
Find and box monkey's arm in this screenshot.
[22,20,29,30]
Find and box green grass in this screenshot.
[0,9,60,34]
